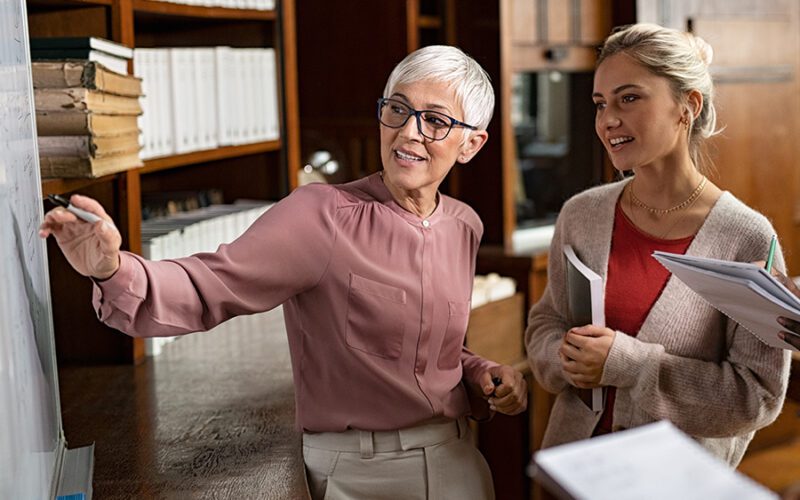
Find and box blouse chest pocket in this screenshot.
[437,300,471,370]
[345,273,407,359]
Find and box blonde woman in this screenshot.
[526,24,789,466]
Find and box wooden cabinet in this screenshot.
[466,293,526,367]
[29,0,300,364]
[508,0,613,71]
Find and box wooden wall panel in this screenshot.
[510,0,538,44]
[545,0,570,43]
[578,0,612,44]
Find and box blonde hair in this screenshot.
[383,45,495,131]
[598,23,719,173]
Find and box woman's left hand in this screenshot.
[559,325,616,389]
[479,365,528,415]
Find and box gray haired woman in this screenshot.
[40,45,527,499]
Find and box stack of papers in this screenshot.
[653,252,800,351]
[530,421,777,500]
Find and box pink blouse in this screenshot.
[92,173,498,432]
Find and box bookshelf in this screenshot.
[27,0,300,364]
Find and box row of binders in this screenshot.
[134,47,280,160]
[147,0,275,11]
[141,199,274,355]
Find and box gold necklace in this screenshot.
[628,184,700,240]
[630,176,707,216]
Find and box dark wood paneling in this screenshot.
[27,6,109,37]
[295,0,407,181]
[452,0,505,245]
[46,181,138,364]
[133,18,274,47]
[140,153,284,202]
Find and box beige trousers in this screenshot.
[302,417,495,500]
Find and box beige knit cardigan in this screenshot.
[525,178,790,466]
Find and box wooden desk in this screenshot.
[58,307,309,499]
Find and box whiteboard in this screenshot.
[0,0,65,497]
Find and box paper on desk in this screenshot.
[531,421,778,500]
[653,252,800,351]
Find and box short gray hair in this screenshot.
[598,23,719,173]
[383,45,495,131]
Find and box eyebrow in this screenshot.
[392,93,453,113]
[592,83,644,99]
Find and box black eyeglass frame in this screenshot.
[376,97,478,141]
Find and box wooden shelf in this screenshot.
[140,141,281,174]
[26,0,112,9]
[41,173,119,197]
[133,0,276,20]
[30,0,300,367]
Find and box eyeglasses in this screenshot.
[377,97,477,141]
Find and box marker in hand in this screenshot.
[47,194,115,229]
[491,376,502,397]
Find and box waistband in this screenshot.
[302,417,468,459]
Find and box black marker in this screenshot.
[491,376,502,397]
[48,194,112,228]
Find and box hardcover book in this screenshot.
[34,88,142,115]
[38,133,140,159]
[32,61,142,97]
[39,152,143,178]
[30,37,134,59]
[36,111,140,137]
[563,245,605,412]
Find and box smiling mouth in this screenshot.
[609,136,634,147]
[394,149,425,162]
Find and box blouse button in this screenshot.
[422,219,431,228]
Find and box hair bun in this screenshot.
[689,34,714,66]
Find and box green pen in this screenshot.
[765,235,777,271]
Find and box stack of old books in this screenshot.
[33,40,144,178]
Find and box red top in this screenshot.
[595,202,694,435]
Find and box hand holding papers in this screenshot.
[652,251,800,351]
[530,421,777,500]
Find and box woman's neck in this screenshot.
[629,157,703,209]
[379,173,438,218]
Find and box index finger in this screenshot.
[69,194,114,222]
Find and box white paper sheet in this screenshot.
[653,252,800,351]
[532,421,777,500]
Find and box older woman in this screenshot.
[525,23,789,466]
[40,45,526,499]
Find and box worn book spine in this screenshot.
[34,88,142,115]
[31,61,142,97]
[36,111,140,137]
[38,133,140,158]
[32,61,143,97]
[39,152,143,178]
